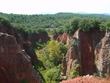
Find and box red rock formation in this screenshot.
[60,76,110,83]
[95,30,110,77]
[0,33,42,83]
[61,37,81,78]
[23,41,38,65]
[0,25,39,65]
[79,28,105,75]
[53,33,73,44]
[61,28,105,77]
[0,25,25,48]
[28,33,49,46]
[79,30,95,75]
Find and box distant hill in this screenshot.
[0,12,110,30]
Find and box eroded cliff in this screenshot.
[95,30,110,77]
[0,33,42,83]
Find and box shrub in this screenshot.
[44,65,62,83]
[36,28,47,34]
[0,16,10,26]
[64,18,80,34]
[105,20,110,30]
[68,64,80,78]
[78,18,93,32]
[99,22,106,31]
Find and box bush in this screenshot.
[105,20,110,30]
[68,64,80,78]
[78,18,93,32]
[92,19,101,28]
[44,65,62,83]
[0,16,10,26]
[99,22,106,31]
[36,28,47,34]
[56,28,64,34]
[64,18,80,34]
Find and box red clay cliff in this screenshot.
[0,33,42,83]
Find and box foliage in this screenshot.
[68,39,75,46]
[34,39,46,49]
[78,18,93,32]
[46,39,60,65]
[105,20,110,30]
[0,16,10,26]
[36,28,47,34]
[92,19,101,28]
[44,65,62,83]
[46,39,67,66]
[68,64,80,78]
[64,18,80,34]
[35,39,67,83]
[99,20,110,31]
[99,22,106,31]
[0,13,110,35]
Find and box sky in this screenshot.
[0,0,110,15]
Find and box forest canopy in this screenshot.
[0,12,110,34]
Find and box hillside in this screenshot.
[0,13,110,83]
[0,12,110,29]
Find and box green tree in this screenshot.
[92,19,101,28]
[0,16,10,26]
[78,18,93,32]
[105,20,110,30]
[47,39,61,65]
[64,18,80,34]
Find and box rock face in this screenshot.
[28,33,49,46]
[95,30,110,77]
[79,28,105,75]
[23,41,38,65]
[60,76,110,83]
[79,30,95,75]
[53,33,73,44]
[62,28,105,77]
[0,25,25,49]
[62,37,81,78]
[0,25,38,65]
[0,33,42,83]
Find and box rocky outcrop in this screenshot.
[23,41,38,65]
[61,37,81,78]
[0,25,25,48]
[60,76,110,83]
[79,30,95,75]
[53,33,73,44]
[0,33,42,83]
[62,28,105,77]
[79,28,105,75]
[0,25,38,65]
[28,33,49,46]
[95,30,110,77]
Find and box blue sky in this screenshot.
[0,0,110,14]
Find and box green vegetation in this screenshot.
[0,12,110,35]
[1,12,110,83]
[0,16,10,26]
[68,64,80,79]
[35,39,67,83]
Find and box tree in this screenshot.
[64,18,80,34]
[92,19,101,28]
[78,18,93,32]
[47,39,61,65]
[105,20,110,30]
[0,16,10,26]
